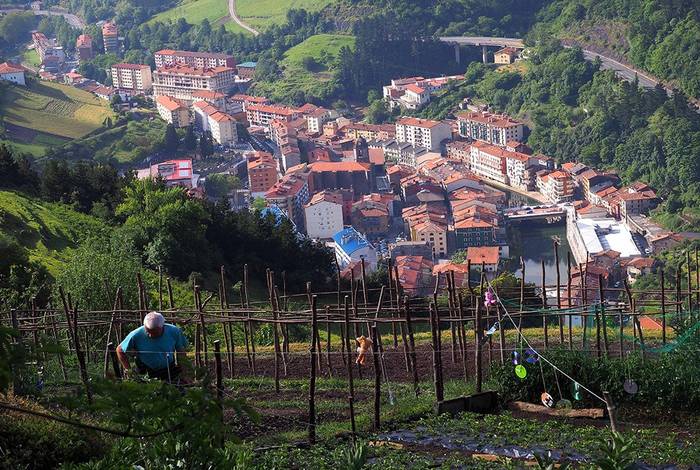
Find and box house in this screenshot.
[63,71,84,84]
[247,152,278,197]
[466,246,500,273]
[536,170,575,203]
[304,190,344,239]
[457,111,524,146]
[411,219,448,258]
[625,257,655,284]
[0,62,26,86]
[308,161,373,196]
[192,101,237,145]
[395,117,451,152]
[76,34,93,61]
[332,227,378,271]
[494,47,519,64]
[351,198,390,236]
[136,159,199,189]
[383,75,464,110]
[395,255,435,296]
[153,96,187,127]
[305,107,336,134]
[236,61,257,79]
[265,172,310,230]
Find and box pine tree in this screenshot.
[164,124,179,154]
[184,125,197,151]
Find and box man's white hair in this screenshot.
[144,311,165,329]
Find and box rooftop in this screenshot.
[333,227,372,256]
[113,63,150,70]
[154,64,234,77]
[0,62,26,74]
[309,161,371,173]
[457,111,523,128]
[397,117,445,129]
[467,246,500,265]
[155,49,234,60]
[575,218,641,258]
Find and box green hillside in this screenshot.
[0,190,107,276]
[236,0,334,29]
[148,0,247,33]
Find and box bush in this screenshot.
[0,399,108,469]
[492,344,700,411]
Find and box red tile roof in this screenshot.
[457,111,522,128]
[396,117,444,129]
[467,246,500,265]
[309,161,371,173]
[0,62,26,74]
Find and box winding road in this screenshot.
[0,7,85,29]
[228,0,259,36]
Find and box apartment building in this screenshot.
[76,34,93,61]
[304,190,344,239]
[247,152,278,197]
[308,161,373,196]
[306,107,336,134]
[265,173,310,230]
[411,219,448,258]
[152,64,235,103]
[446,140,472,163]
[32,32,64,65]
[102,22,119,53]
[111,63,152,94]
[192,101,237,145]
[342,122,395,141]
[536,170,574,203]
[155,95,191,128]
[395,117,451,152]
[136,159,199,189]
[154,49,236,69]
[229,94,269,113]
[245,103,300,127]
[469,141,508,184]
[332,226,378,271]
[457,111,524,146]
[0,62,26,86]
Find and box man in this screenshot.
[116,311,189,381]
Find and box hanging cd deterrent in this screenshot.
[571,382,582,401]
[525,348,539,364]
[486,322,499,336]
[556,399,573,409]
[515,364,527,379]
[512,351,521,365]
[623,379,638,395]
[541,392,555,408]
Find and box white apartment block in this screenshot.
[469,142,508,184]
[156,95,191,128]
[306,107,336,134]
[111,63,152,93]
[154,49,236,69]
[457,111,524,146]
[153,64,235,103]
[505,153,534,190]
[192,101,237,145]
[304,191,344,239]
[536,170,574,203]
[246,103,301,127]
[395,117,451,152]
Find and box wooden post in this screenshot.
[392,266,401,348]
[541,259,548,350]
[103,287,122,378]
[214,340,224,424]
[308,295,318,444]
[446,271,457,364]
[107,342,122,379]
[598,274,609,357]
[519,257,525,318]
[49,308,68,381]
[371,324,381,431]
[343,296,357,436]
[687,250,693,313]
[474,285,483,393]
[603,391,618,433]
[580,263,588,348]
[624,280,645,361]
[158,266,163,311]
[660,268,666,345]
[71,306,92,403]
[675,267,682,324]
[268,270,281,393]
[429,302,444,402]
[244,264,255,374]
[567,252,573,349]
[220,266,234,378]
[166,277,174,309]
[325,305,333,375]
[457,293,469,382]
[554,240,563,344]
[196,286,209,363]
[696,246,699,318]
[10,310,22,394]
[404,296,420,397]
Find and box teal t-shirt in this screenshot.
[119,323,188,370]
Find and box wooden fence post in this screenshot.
[107,342,122,379]
[343,296,356,436]
[554,240,563,344]
[371,324,381,431]
[660,268,666,345]
[308,295,318,444]
[474,287,483,394]
[541,259,548,350]
[430,302,444,402]
[404,296,420,397]
[598,274,609,357]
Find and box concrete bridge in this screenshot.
[438,36,525,63]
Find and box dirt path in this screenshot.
[228,0,259,36]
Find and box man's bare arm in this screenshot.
[116,344,131,371]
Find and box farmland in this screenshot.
[0,81,114,143]
[148,0,247,33]
[235,0,334,30]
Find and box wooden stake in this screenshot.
[474,286,483,394]
[567,252,573,349]
[371,324,381,431]
[554,240,563,344]
[404,296,420,397]
[603,391,618,433]
[430,302,444,402]
[158,266,163,311]
[541,259,548,350]
[343,296,356,436]
[166,277,174,309]
[660,268,666,345]
[598,274,609,357]
[214,341,223,414]
[107,342,122,379]
[457,293,469,382]
[308,295,318,444]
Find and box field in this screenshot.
[253,33,355,103]
[0,190,107,276]
[20,48,40,69]
[148,0,247,33]
[235,0,334,29]
[0,81,114,141]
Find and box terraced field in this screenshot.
[0,81,114,140]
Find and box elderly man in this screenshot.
[116,311,189,381]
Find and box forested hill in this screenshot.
[528,0,700,100]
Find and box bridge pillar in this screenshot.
[454,44,461,64]
[482,45,488,64]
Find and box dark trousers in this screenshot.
[135,357,181,381]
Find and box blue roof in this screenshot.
[260,206,286,225]
[332,227,370,255]
[238,61,257,68]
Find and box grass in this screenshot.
[0,133,68,157]
[0,81,114,140]
[147,0,248,34]
[21,48,40,68]
[235,0,334,30]
[0,190,107,276]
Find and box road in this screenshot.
[228,0,259,36]
[438,36,525,48]
[0,7,85,29]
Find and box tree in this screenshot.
[164,123,179,154]
[205,174,240,199]
[198,131,214,158]
[365,99,389,124]
[184,125,197,151]
[0,12,34,45]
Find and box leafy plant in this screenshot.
[594,432,635,470]
[342,441,368,470]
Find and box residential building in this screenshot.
[102,22,119,53]
[236,61,257,79]
[265,173,310,230]
[454,217,498,251]
[192,101,237,145]
[32,32,64,65]
[332,226,378,271]
[308,161,373,196]
[457,111,524,146]
[395,117,451,152]
[383,75,464,110]
[0,62,26,86]
[342,122,395,141]
[153,64,235,103]
[304,190,344,239]
[76,34,93,61]
[536,170,575,203]
[245,103,301,127]
[411,219,448,258]
[579,170,620,203]
[466,246,500,272]
[191,90,227,110]
[446,140,472,163]
[380,140,428,167]
[389,241,434,260]
[494,47,519,64]
[156,95,191,128]
[136,159,199,189]
[111,63,152,94]
[229,94,269,113]
[247,152,278,197]
[306,107,336,134]
[469,141,507,184]
[351,198,390,236]
[154,49,236,69]
[394,255,435,296]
